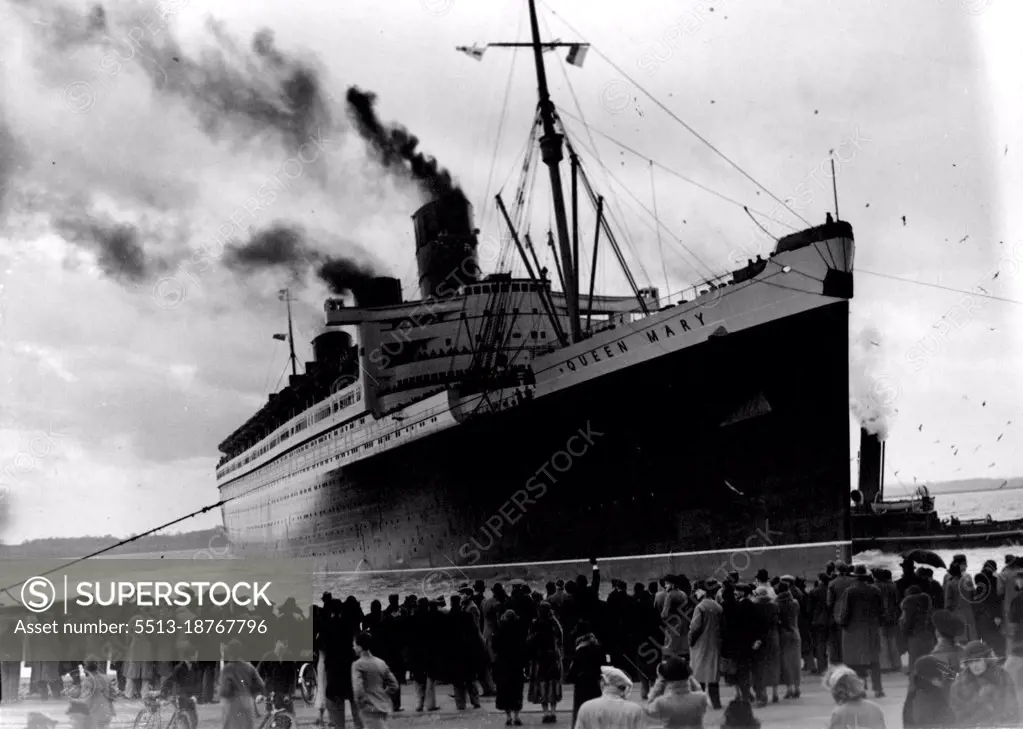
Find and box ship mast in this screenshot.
[279,288,298,378]
[526,0,581,343]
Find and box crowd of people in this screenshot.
[9,552,1023,727]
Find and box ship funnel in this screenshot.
[412,192,479,299]
[858,429,884,505]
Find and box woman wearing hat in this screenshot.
[950,640,1018,727]
[899,586,935,672]
[822,666,885,729]
[644,657,710,727]
[902,655,955,728]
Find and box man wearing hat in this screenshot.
[931,609,966,672]
[826,562,855,665]
[661,576,690,661]
[835,564,884,698]
[951,640,1018,727]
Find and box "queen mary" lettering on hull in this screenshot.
[564,311,708,372]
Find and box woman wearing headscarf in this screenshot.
[526,601,563,723]
[823,666,886,729]
[644,657,711,727]
[574,666,644,729]
[902,654,956,729]
[219,639,265,729]
[492,609,527,726]
[774,582,801,700]
[568,620,605,728]
[749,586,780,707]
[899,586,935,672]
[950,640,1018,728]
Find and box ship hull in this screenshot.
[226,299,851,583]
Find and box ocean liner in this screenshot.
[217,1,855,581]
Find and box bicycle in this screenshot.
[133,694,195,729]
[297,661,317,705]
[256,691,293,729]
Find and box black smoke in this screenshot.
[223,222,377,295]
[139,23,332,154]
[53,213,154,282]
[345,86,461,201]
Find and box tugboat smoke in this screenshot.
[849,326,895,440]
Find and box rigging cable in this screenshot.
[650,160,671,305]
[478,4,526,235]
[542,12,644,276]
[566,131,711,282]
[539,0,812,229]
[559,110,800,232]
[859,270,1023,305]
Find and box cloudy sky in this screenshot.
[1,0,1022,543]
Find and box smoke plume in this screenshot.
[849,325,896,440]
[345,86,461,202]
[53,212,159,282]
[223,222,377,295]
[2,0,463,303]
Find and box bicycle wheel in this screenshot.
[297,663,316,705]
[134,707,160,729]
[270,712,293,729]
[167,711,193,729]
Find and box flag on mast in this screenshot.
[566,43,589,68]
[272,333,287,341]
[455,44,487,61]
[277,288,288,301]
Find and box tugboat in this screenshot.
[852,430,1023,550]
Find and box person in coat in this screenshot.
[943,562,978,643]
[971,559,1004,655]
[774,582,802,699]
[644,657,711,728]
[688,583,723,709]
[930,609,965,674]
[350,631,399,729]
[825,563,855,666]
[902,654,956,729]
[568,621,604,728]
[446,595,483,710]
[749,586,780,707]
[525,601,563,723]
[493,610,528,726]
[835,565,884,698]
[407,598,440,712]
[950,640,1019,728]
[873,569,900,672]
[899,586,935,672]
[67,659,115,729]
[824,666,886,729]
[219,640,265,729]
[628,582,661,699]
[574,666,644,729]
[323,599,364,728]
[661,575,690,662]
[720,583,756,703]
[805,574,830,675]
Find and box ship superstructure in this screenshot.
[216,0,857,579]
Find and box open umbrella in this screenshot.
[903,549,946,569]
